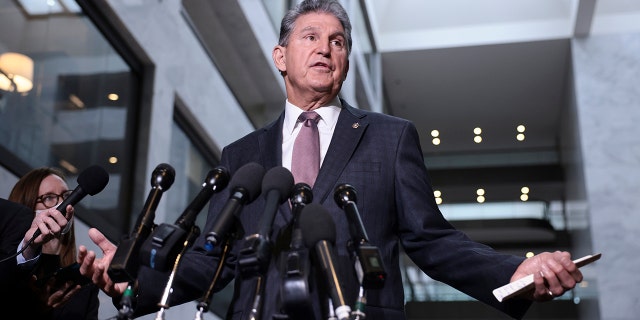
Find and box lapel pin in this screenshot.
[352,122,360,129]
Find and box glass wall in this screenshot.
[166,119,218,228]
[0,0,140,235]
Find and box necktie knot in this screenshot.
[299,111,320,127]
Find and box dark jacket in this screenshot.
[133,101,532,319]
[0,198,99,320]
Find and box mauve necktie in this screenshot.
[291,111,321,187]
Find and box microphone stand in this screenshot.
[247,275,265,320]
[194,237,232,320]
[327,298,337,320]
[116,282,135,320]
[277,183,313,319]
[237,230,272,320]
[349,240,367,320]
[154,226,200,320]
[334,184,387,320]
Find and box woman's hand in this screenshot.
[22,205,74,259]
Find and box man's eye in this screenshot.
[331,40,343,47]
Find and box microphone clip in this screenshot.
[350,242,386,290]
[138,223,192,272]
[278,246,314,317]
[237,233,272,278]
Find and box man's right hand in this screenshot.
[77,228,127,297]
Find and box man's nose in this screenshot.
[316,39,330,55]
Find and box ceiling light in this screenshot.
[69,94,85,108]
[430,129,439,137]
[108,93,119,101]
[0,52,34,93]
[474,135,482,143]
[432,137,440,145]
[473,127,482,135]
[58,159,78,174]
[517,124,526,132]
[521,186,529,194]
[516,133,525,141]
[476,188,485,196]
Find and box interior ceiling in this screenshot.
[182,0,640,206]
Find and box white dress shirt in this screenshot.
[281,98,342,172]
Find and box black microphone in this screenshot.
[238,166,294,276]
[237,167,293,320]
[278,182,314,318]
[108,163,175,282]
[139,166,230,272]
[334,183,386,290]
[300,203,351,320]
[289,183,313,232]
[204,162,265,251]
[31,164,109,240]
[175,166,230,231]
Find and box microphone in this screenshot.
[237,167,293,320]
[238,166,294,276]
[175,166,230,231]
[333,183,386,290]
[289,183,313,230]
[31,164,109,240]
[300,203,351,320]
[108,163,175,283]
[278,182,314,318]
[204,162,265,251]
[139,166,230,272]
[287,182,313,250]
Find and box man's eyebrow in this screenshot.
[299,25,318,33]
[330,30,346,39]
[297,26,344,38]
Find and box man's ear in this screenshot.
[343,59,350,81]
[272,45,286,73]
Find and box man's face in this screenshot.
[274,12,349,100]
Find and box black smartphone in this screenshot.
[38,262,91,289]
[51,263,92,288]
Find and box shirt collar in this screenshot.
[284,97,342,134]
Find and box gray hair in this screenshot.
[278,0,352,55]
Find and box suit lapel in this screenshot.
[313,101,368,204]
[258,112,284,170]
[257,112,293,221]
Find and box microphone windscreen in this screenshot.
[151,163,176,190]
[300,203,336,248]
[77,165,110,195]
[262,167,294,203]
[229,162,265,202]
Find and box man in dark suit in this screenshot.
[79,1,583,319]
[0,198,33,283]
[0,198,40,313]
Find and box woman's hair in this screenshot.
[9,167,77,266]
[278,0,353,55]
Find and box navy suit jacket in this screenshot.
[135,100,531,319]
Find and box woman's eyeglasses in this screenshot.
[36,190,73,209]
